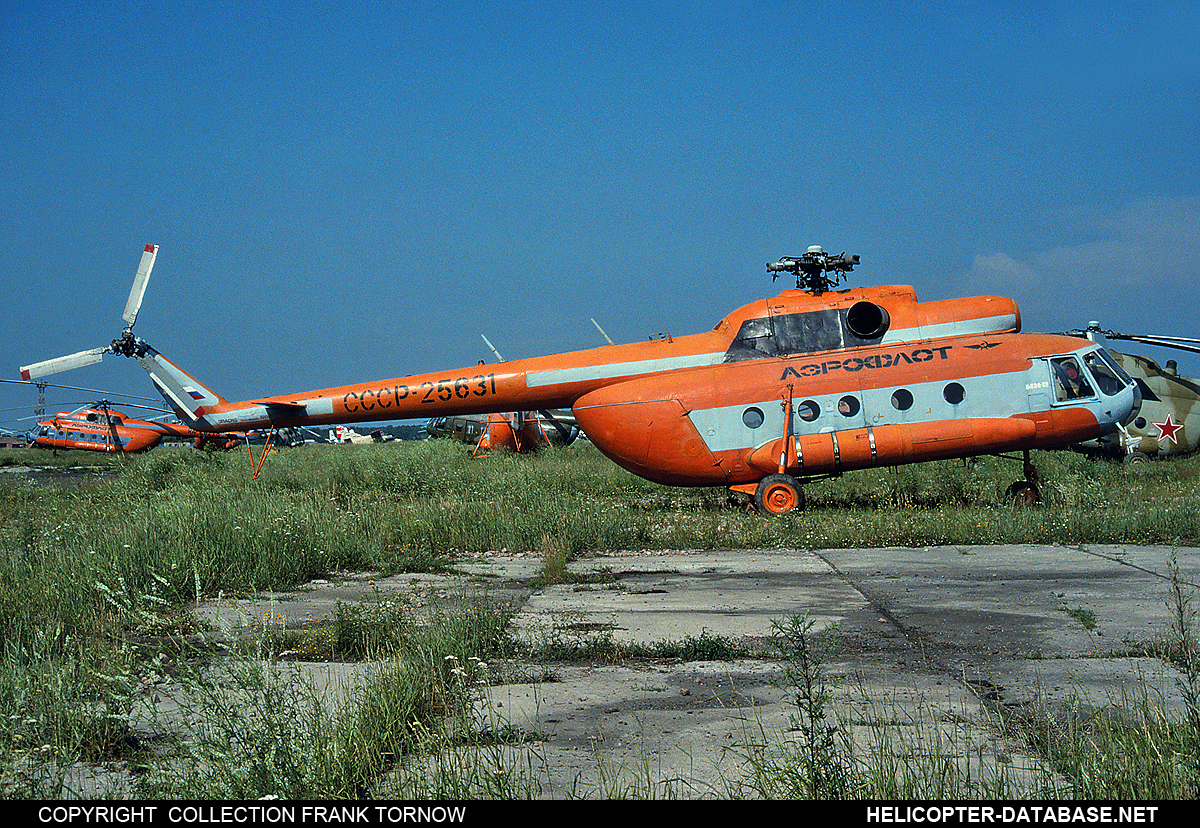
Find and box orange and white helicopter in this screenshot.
[27,402,235,453]
[20,244,1142,512]
[1,376,237,454]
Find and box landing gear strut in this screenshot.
[732,385,808,515]
[1004,450,1042,505]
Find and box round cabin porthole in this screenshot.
[943,382,966,405]
[838,395,860,417]
[743,407,765,429]
[891,388,914,411]
[797,400,820,422]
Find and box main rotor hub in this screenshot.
[109,331,147,359]
[767,246,860,293]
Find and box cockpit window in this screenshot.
[1051,356,1095,401]
[1095,349,1133,385]
[1083,350,1125,396]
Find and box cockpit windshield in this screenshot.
[1083,350,1127,396]
[1095,348,1134,386]
[1049,348,1135,403]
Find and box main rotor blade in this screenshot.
[1104,332,1200,355]
[0,377,166,403]
[1065,326,1200,357]
[19,347,108,380]
[122,244,158,328]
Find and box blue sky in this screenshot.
[3,1,1198,431]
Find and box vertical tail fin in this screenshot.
[130,340,227,425]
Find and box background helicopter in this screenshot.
[426,410,582,456]
[0,377,226,453]
[1065,323,1199,463]
[27,402,237,453]
[19,243,1142,513]
[329,424,393,444]
[426,336,585,457]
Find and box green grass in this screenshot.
[0,446,126,470]
[5,442,1199,596]
[2,439,1200,798]
[128,591,519,799]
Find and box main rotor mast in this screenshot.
[767,245,860,293]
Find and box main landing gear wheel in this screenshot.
[754,473,805,515]
[1005,481,1041,506]
[1005,449,1042,506]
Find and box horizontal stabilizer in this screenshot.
[255,400,307,413]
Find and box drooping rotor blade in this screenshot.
[1099,331,1200,356]
[1064,325,1200,357]
[19,347,108,380]
[0,377,166,403]
[122,244,159,329]
[1112,335,1200,355]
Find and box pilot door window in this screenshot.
[1050,356,1095,402]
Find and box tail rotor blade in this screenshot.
[122,244,158,328]
[20,347,108,380]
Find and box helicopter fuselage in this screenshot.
[134,283,1140,493]
[31,407,197,453]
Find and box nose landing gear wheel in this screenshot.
[754,473,805,515]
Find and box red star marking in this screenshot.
[1153,413,1183,445]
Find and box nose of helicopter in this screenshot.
[1098,377,1141,436]
[572,385,726,487]
[1127,380,1143,424]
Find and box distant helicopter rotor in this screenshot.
[1064,322,1200,356]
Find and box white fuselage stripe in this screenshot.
[689,366,1033,454]
[527,352,726,387]
[526,316,1017,390]
[880,314,1018,344]
[205,396,334,428]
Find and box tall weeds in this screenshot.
[2,441,1200,798]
